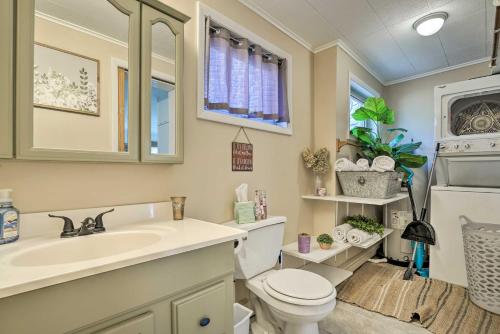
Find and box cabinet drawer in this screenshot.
[95,312,154,334]
[172,282,227,334]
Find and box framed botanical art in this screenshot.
[33,43,100,116]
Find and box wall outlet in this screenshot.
[391,210,412,230]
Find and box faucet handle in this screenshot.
[48,214,77,238]
[77,217,95,236]
[94,208,114,233]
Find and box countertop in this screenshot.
[0,218,247,299]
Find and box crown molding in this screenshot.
[35,11,175,65]
[237,0,313,51]
[384,57,491,86]
[314,39,386,85]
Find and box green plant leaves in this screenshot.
[394,141,422,153]
[352,97,395,125]
[349,97,428,179]
[387,128,408,132]
[398,153,427,168]
[345,215,384,236]
[350,127,375,145]
[389,133,405,147]
[317,233,333,244]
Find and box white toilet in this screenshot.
[226,217,336,334]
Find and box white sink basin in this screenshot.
[11,231,162,266]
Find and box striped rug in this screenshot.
[337,263,500,334]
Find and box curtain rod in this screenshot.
[209,26,283,63]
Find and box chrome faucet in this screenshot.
[49,208,114,238]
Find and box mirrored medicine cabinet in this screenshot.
[2,0,188,163]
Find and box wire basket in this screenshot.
[460,216,500,315]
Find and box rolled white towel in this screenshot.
[347,228,373,245]
[335,158,364,172]
[370,156,395,172]
[356,158,370,171]
[333,224,354,243]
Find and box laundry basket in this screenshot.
[460,216,500,315]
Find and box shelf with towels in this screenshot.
[281,228,394,263]
[351,228,394,249]
[301,193,408,206]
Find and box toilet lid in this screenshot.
[265,269,333,300]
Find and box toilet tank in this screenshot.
[224,216,286,279]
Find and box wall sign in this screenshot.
[232,127,253,172]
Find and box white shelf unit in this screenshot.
[281,228,394,287]
[280,193,408,285]
[301,193,408,205]
[282,238,352,263]
[282,228,394,262]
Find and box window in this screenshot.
[349,77,378,133]
[197,3,292,135]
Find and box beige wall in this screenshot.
[311,45,383,265]
[33,15,174,152]
[1,0,314,244]
[384,62,490,159]
[384,62,490,208]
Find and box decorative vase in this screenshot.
[298,233,311,253]
[171,196,186,220]
[319,242,332,250]
[314,174,326,196]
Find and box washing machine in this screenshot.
[430,74,500,286]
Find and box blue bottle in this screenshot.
[0,189,19,245]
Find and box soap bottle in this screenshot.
[0,189,19,245]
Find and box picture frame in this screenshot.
[33,42,100,116]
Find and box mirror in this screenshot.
[150,22,176,155]
[32,0,132,153]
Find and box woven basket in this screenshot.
[337,171,402,199]
[461,216,500,315]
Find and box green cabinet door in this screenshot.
[0,0,14,158]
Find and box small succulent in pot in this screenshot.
[317,233,334,250]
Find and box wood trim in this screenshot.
[140,4,184,163]
[117,67,126,152]
[140,0,190,23]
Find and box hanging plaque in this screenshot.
[232,128,253,172]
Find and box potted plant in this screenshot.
[302,148,331,195]
[350,97,427,182]
[345,215,384,236]
[316,233,334,250]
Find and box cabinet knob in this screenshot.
[199,317,211,327]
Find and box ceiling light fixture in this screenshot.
[413,12,448,36]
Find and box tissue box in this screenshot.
[234,201,255,224]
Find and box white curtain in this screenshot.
[205,20,289,124]
[229,38,249,114]
[249,45,263,118]
[262,55,279,121]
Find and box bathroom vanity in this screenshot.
[0,202,246,333]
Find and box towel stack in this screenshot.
[333,224,382,246]
[334,156,395,172]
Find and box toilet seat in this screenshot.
[263,269,336,306]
